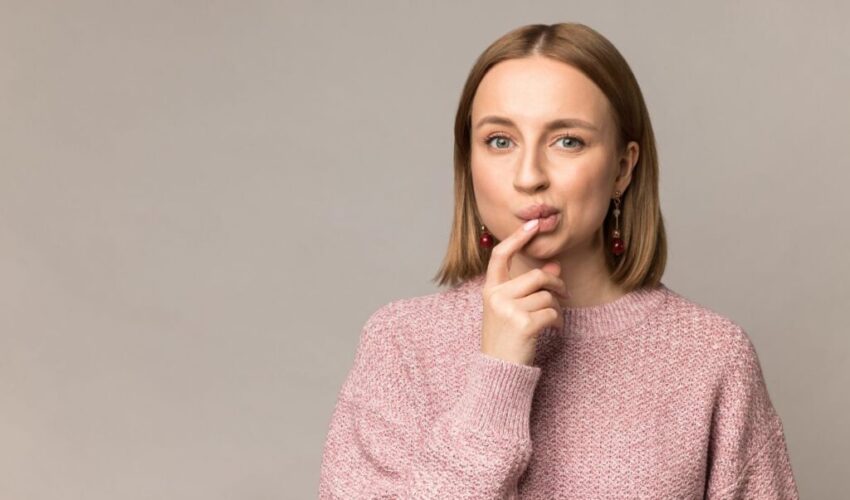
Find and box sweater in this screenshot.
[318,274,799,499]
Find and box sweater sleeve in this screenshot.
[704,326,799,499]
[318,302,542,499]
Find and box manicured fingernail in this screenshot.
[523,219,539,231]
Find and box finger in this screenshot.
[528,307,562,333]
[503,268,569,302]
[485,218,541,286]
[540,260,561,277]
[540,261,569,299]
[517,289,566,310]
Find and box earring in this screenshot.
[479,223,494,249]
[611,190,625,256]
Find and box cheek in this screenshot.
[571,197,612,234]
[470,160,516,238]
[470,161,503,207]
[558,172,612,232]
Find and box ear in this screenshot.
[614,140,640,194]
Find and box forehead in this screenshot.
[471,56,612,131]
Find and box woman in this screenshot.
[319,23,799,499]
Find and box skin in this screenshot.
[471,55,640,365]
[470,55,640,310]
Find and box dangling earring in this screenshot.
[479,223,494,249]
[611,190,625,256]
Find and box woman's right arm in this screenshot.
[320,220,567,498]
[317,302,542,500]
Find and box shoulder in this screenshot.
[359,276,483,343]
[659,285,760,367]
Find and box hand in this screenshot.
[479,219,570,367]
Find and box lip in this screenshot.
[515,203,561,221]
[535,212,560,232]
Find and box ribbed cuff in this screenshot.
[453,352,542,441]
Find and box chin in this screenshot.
[525,234,564,257]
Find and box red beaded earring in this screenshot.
[479,224,494,249]
[611,190,625,256]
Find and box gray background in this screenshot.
[1,0,847,498]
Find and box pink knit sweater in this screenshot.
[318,274,799,499]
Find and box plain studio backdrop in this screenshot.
[1,1,847,498]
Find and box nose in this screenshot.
[513,145,549,193]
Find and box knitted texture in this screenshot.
[318,274,799,499]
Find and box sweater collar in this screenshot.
[459,274,670,338]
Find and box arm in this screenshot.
[704,326,799,499]
[318,302,542,499]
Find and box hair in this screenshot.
[431,22,667,291]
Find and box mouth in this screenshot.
[522,212,560,232]
[516,203,561,232]
[515,203,560,221]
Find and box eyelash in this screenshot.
[483,133,585,151]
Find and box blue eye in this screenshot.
[485,135,512,149]
[557,135,584,149]
[484,133,585,151]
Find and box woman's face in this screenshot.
[470,55,638,262]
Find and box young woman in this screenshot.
[319,23,799,499]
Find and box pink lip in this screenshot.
[515,203,560,221]
[535,212,560,232]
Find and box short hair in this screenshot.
[431,22,667,290]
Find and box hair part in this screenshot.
[431,22,667,291]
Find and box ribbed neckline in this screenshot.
[458,273,670,338]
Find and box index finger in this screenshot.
[485,218,541,285]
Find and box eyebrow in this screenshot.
[474,115,600,133]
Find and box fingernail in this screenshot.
[523,219,539,231]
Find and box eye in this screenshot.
[483,133,585,152]
[555,135,585,149]
[484,134,513,150]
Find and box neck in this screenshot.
[461,271,668,339]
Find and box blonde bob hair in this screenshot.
[432,22,667,290]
